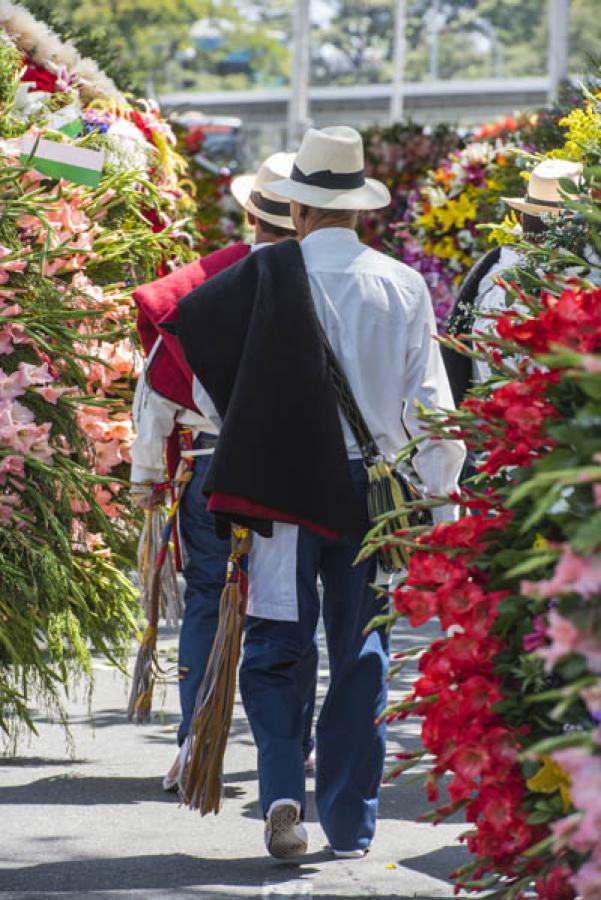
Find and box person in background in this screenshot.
[443,159,584,405]
[130,152,318,791]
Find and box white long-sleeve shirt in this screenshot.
[472,246,521,385]
[300,227,465,501]
[129,338,217,484]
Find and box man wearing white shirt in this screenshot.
[130,153,310,790]
[235,127,465,860]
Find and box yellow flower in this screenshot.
[533,534,550,551]
[486,212,520,246]
[418,209,438,229]
[432,236,458,260]
[556,103,601,161]
[526,755,572,812]
[434,192,478,232]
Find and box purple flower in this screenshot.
[523,614,548,652]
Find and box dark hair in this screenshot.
[521,212,548,236]
[256,216,296,238]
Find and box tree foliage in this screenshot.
[20,0,601,92]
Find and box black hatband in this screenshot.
[250,190,290,217]
[291,163,365,190]
[525,195,561,208]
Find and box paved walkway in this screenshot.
[1,620,469,899]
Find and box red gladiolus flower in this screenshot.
[407,551,470,587]
[497,287,601,355]
[394,587,438,626]
[534,864,577,900]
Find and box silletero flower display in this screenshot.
[371,87,601,897]
[359,121,463,254]
[386,112,565,330]
[0,2,202,740]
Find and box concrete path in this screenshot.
[1,620,470,899]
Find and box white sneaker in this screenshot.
[304,749,316,774]
[332,847,369,859]
[161,737,190,793]
[264,799,308,859]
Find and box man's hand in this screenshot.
[131,483,167,510]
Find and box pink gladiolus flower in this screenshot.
[35,385,70,404]
[17,361,53,387]
[0,368,26,402]
[594,484,601,508]
[551,812,582,850]
[577,638,601,675]
[573,860,601,900]
[94,438,125,475]
[0,245,27,283]
[0,492,20,523]
[537,609,580,671]
[0,455,25,484]
[581,680,601,716]
[523,545,601,600]
[94,484,121,518]
[582,355,601,374]
[0,303,22,317]
[0,323,33,354]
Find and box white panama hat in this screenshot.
[230,152,296,231]
[504,158,583,217]
[266,126,390,211]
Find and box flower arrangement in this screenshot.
[366,93,601,897]
[376,277,601,898]
[396,138,535,329]
[364,111,565,330]
[359,121,463,252]
[172,122,242,255]
[0,5,207,741]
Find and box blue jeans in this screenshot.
[240,461,389,852]
[177,449,230,745]
[177,441,318,752]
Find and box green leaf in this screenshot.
[505,552,558,578]
[521,731,594,758]
[527,810,552,825]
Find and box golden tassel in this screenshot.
[126,623,158,723]
[127,539,164,724]
[181,528,252,815]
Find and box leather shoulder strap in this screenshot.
[318,322,379,463]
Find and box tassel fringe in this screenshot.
[127,623,159,724]
[181,529,251,815]
[367,460,411,572]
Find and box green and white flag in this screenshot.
[20,135,104,187]
[49,102,84,139]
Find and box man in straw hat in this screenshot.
[443,158,584,403]
[227,126,465,859]
[131,151,321,789]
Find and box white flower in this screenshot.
[0,0,120,101]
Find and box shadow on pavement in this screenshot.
[0,756,88,767]
[397,845,471,884]
[0,853,320,893]
[0,775,175,806]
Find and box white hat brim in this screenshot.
[230,173,254,209]
[503,196,565,217]
[231,172,294,230]
[266,176,391,211]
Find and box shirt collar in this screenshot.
[301,227,359,249]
